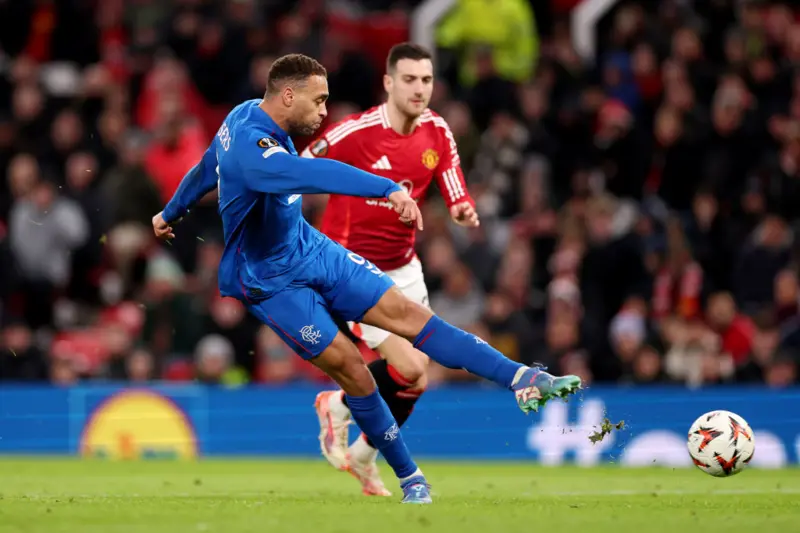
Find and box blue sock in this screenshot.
[414,315,524,388]
[345,390,419,479]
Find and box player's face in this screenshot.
[287,75,329,136]
[385,58,434,118]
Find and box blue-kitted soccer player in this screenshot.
[152,54,581,504]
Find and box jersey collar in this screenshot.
[252,100,295,152]
[253,100,291,144]
[380,102,423,135]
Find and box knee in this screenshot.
[390,354,428,385]
[408,368,428,392]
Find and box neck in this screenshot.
[386,101,418,135]
[258,99,290,133]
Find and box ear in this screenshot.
[281,85,294,107]
[383,73,393,94]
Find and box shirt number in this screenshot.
[217,123,231,151]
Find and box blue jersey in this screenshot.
[162,99,403,300]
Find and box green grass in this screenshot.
[0,459,798,532]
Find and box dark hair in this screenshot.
[386,42,433,73]
[265,54,327,96]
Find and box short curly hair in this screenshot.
[265,54,327,96]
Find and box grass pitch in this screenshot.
[0,459,798,533]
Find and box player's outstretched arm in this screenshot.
[162,145,219,224]
[245,147,402,199]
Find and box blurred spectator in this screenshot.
[736,315,780,383]
[436,0,538,88]
[430,261,485,329]
[579,195,647,379]
[733,215,792,313]
[100,131,163,228]
[706,292,754,366]
[651,218,703,322]
[0,319,48,381]
[127,347,156,383]
[143,98,207,205]
[195,333,247,387]
[9,177,88,328]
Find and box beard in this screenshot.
[287,117,321,137]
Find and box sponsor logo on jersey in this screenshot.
[257,137,279,149]
[372,155,392,170]
[310,138,329,156]
[80,390,197,460]
[421,148,439,170]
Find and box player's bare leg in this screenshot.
[311,330,432,503]
[341,335,429,496]
[311,333,379,469]
[315,334,428,496]
[362,287,582,412]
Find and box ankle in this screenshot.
[510,366,529,387]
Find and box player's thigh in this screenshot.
[349,258,429,348]
[245,287,339,360]
[368,259,431,381]
[318,246,396,324]
[361,285,434,340]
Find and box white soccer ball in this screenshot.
[687,410,755,477]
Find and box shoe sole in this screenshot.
[552,378,582,399]
[525,378,582,413]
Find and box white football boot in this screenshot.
[313,391,351,471]
[346,434,392,497]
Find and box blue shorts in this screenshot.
[245,241,395,359]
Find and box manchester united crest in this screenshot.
[421,148,439,170]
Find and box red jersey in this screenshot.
[301,103,472,271]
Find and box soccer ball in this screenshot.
[687,410,755,477]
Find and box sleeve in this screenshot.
[433,121,475,208]
[241,137,402,198]
[162,144,218,223]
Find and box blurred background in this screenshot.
[2,0,800,464]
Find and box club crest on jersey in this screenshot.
[257,137,279,149]
[310,138,329,156]
[421,148,439,170]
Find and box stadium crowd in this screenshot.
[0,0,799,389]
